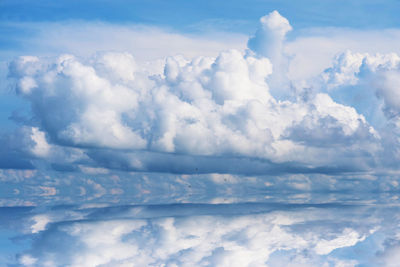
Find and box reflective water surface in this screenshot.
[1,172,400,266]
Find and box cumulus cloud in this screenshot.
[318,51,400,165]
[4,10,400,178]
[248,10,292,98]
[5,11,386,175]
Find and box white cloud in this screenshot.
[19,204,387,267]
[248,10,292,98]
[248,10,292,60]
[30,215,51,234]
[321,51,400,90]
[4,10,400,176]
[314,228,365,255]
[19,255,37,266]
[9,49,379,174]
[30,127,51,158]
[319,51,400,166]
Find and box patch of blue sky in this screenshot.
[1,0,400,31]
[0,207,34,264]
[0,228,31,265]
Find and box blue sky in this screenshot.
[2,1,400,266]
[1,0,400,30]
[1,0,400,57]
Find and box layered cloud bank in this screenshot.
[5,11,400,175]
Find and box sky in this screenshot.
[2,1,400,266]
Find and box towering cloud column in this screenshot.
[248,11,292,99]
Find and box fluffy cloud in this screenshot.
[248,10,292,97]
[318,51,400,165]
[5,11,386,174]
[248,11,292,59]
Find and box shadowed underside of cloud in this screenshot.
[2,10,400,176]
[86,149,359,175]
